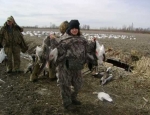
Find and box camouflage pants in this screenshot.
[48,61,56,79]
[4,45,20,71]
[30,62,40,81]
[58,63,83,107]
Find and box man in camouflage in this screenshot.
[0,16,25,73]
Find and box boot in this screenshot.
[30,63,40,82]
[30,74,38,82]
[64,104,76,111]
[72,100,81,105]
[14,69,24,74]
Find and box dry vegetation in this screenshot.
[0,29,150,115]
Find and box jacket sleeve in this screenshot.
[15,24,23,32]
[56,41,67,64]
[0,28,4,48]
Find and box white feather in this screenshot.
[35,46,43,61]
[0,48,7,63]
[95,41,105,64]
[0,79,5,83]
[49,48,58,62]
[98,92,113,102]
[35,46,43,56]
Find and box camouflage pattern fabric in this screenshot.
[0,22,24,71]
[48,61,57,79]
[0,22,23,47]
[30,61,40,81]
[56,34,88,64]
[10,16,24,32]
[56,34,88,107]
[6,17,28,53]
[57,62,83,107]
[4,41,20,71]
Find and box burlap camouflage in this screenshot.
[0,21,25,72]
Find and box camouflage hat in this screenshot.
[59,21,69,34]
[7,16,14,22]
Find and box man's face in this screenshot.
[70,28,79,36]
[7,20,13,26]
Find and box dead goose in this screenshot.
[93,92,113,102]
[0,48,7,63]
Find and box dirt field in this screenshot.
[0,29,150,115]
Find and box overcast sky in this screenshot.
[0,0,150,29]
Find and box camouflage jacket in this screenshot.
[56,34,89,64]
[0,22,23,47]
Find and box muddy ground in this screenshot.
[0,29,150,115]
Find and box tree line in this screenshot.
[1,23,150,33]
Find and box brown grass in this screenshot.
[1,29,150,115]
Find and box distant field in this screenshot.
[23,28,150,58]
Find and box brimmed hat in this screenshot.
[7,16,14,22]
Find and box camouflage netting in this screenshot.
[105,48,141,64]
